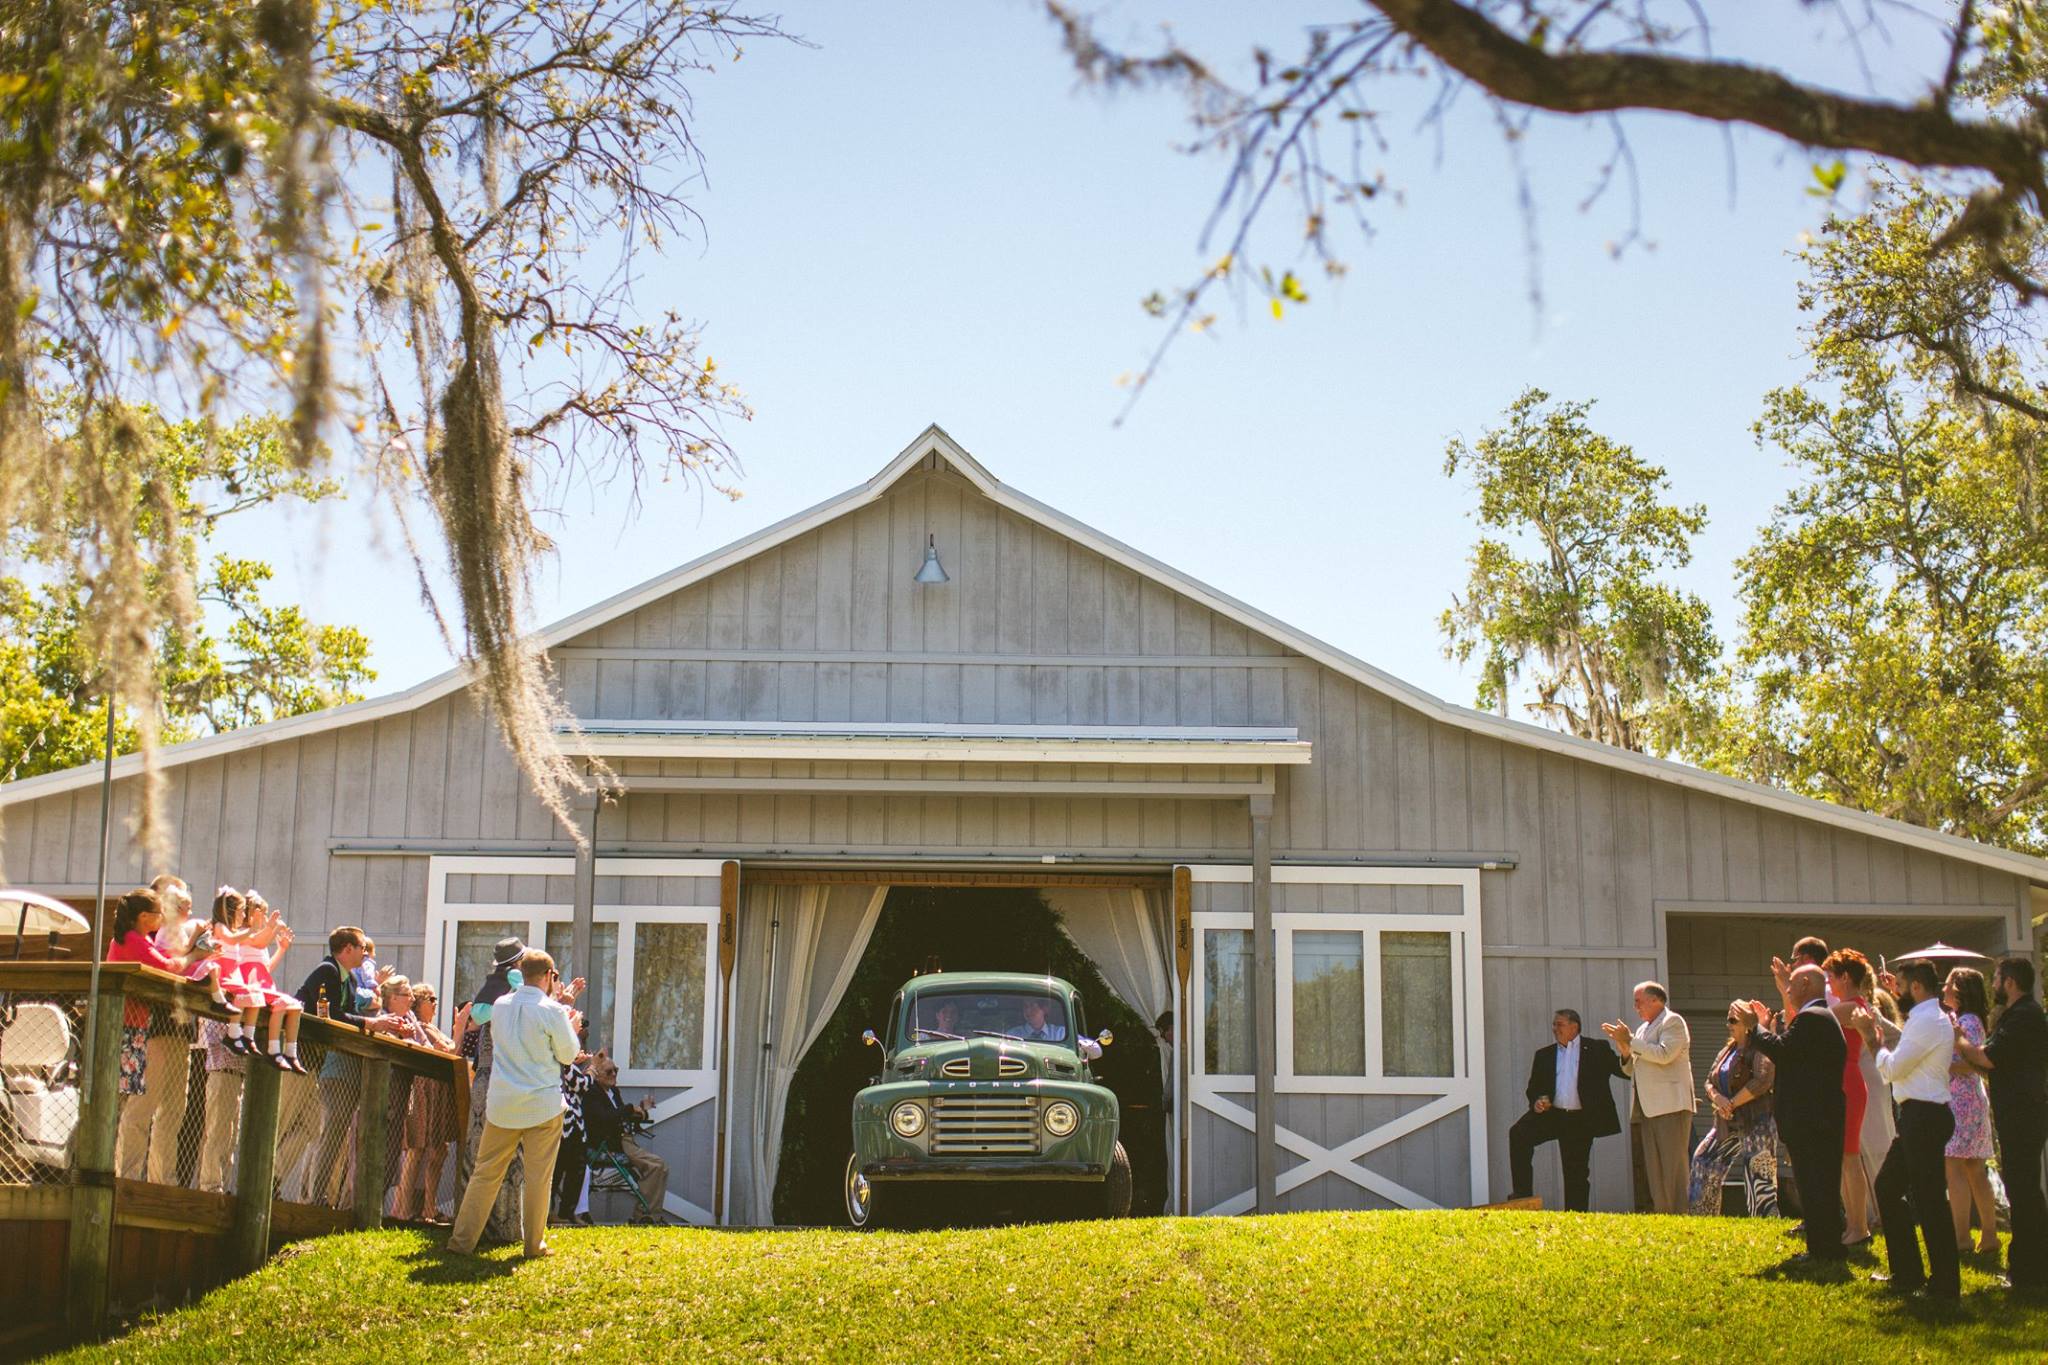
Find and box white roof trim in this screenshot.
[5,423,2046,886]
[567,720,1313,765]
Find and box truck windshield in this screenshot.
[904,991,1075,1047]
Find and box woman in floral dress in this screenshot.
[1943,966,1997,1256]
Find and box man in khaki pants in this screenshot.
[448,950,583,1258]
[1603,982,1695,1214]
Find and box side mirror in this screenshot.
[861,1029,879,1048]
[1096,1029,1113,1048]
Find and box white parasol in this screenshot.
[2,888,91,958]
[1892,941,1993,964]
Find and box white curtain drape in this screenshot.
[1044,885,1178,1207]
[1042,886,1174,1028]
[726,881,887,1225]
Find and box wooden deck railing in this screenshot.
[0,963,467,1341]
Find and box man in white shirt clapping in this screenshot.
[448,949,585,1259]
[1850,960,1961,1301]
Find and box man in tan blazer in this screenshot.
[1602,982,1695,1214]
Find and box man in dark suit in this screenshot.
[1747,963,1848,1261]
[1507,1008,1624,1211]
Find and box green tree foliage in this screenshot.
[1440,388,1717,753]
[0,410,372,782]
[1706,347,2048,853]
[0,0,784,849]
[1798,172,2048,512]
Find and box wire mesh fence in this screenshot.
[390,1062,461,1222]
[0,988,88,1185]
[2,968,467,1210]
[274,1033,366,1209]
[112,997,224,1192]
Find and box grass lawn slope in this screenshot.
[55,1211,2048,1362]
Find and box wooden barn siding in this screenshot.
[549,475,1294,728]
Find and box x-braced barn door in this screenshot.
[424,856,728,1224]
[1183,865,1488,1214]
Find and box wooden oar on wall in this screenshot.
[712,859,740,1224]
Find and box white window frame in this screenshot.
[1193,913,1471,1094]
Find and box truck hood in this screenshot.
[888,1035,1082,1080]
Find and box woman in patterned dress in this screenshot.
[1942,966,1998,1256]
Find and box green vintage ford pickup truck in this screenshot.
[844,970,1131,1228]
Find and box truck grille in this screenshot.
[930,1094,1040,1154]
[940,1056,1029,1079]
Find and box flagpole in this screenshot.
[80,696,116,1107]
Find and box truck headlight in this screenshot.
[890,1101,927,1138]
[1043,1100,1079,1137]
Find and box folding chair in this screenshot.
[586,1116,676,1226]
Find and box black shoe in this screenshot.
[284,1055,308,1074]
[268,1051,295,1071]
[225,1035,252,1055]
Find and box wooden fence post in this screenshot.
[64,985,127,1338]
[354,1055,391,1231]
[229,1058,282,1273]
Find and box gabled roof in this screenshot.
[6,424,2047,885]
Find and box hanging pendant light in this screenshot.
[913,534,950,584]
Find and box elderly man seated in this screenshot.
[583,1053,669,1222]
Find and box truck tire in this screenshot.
[1102,1141,1133,1218]
[846,1152,892,1229]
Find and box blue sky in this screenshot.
[260,2,1952,713]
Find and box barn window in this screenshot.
[1380,931,1454,1077]
[1203,928,1254,1074]
[630,920,710,1071]
[544,921,620,1048]
[1291,930,1366,1076]
[452,920,526,1004]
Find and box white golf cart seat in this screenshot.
[2,1002,80,1170]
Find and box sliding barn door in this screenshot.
[1184,865,1488,1213]
[424,856,726,1224]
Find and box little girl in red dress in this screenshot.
[211,887,307,1073]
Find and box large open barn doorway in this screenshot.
[769,886,1167,1225]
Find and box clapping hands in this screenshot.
[1599,1019,1631,1048]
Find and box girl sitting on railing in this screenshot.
[148,874,231,1007]
[211,887,308,1073]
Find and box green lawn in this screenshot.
[55,1212,2048,1362]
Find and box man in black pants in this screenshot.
[1507,1009,1623,1211]
[1856,959,1961,1300]
[1955,956,2048,1297]
[1747,964,1846,1262]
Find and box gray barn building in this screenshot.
[4,426,2043,1223]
